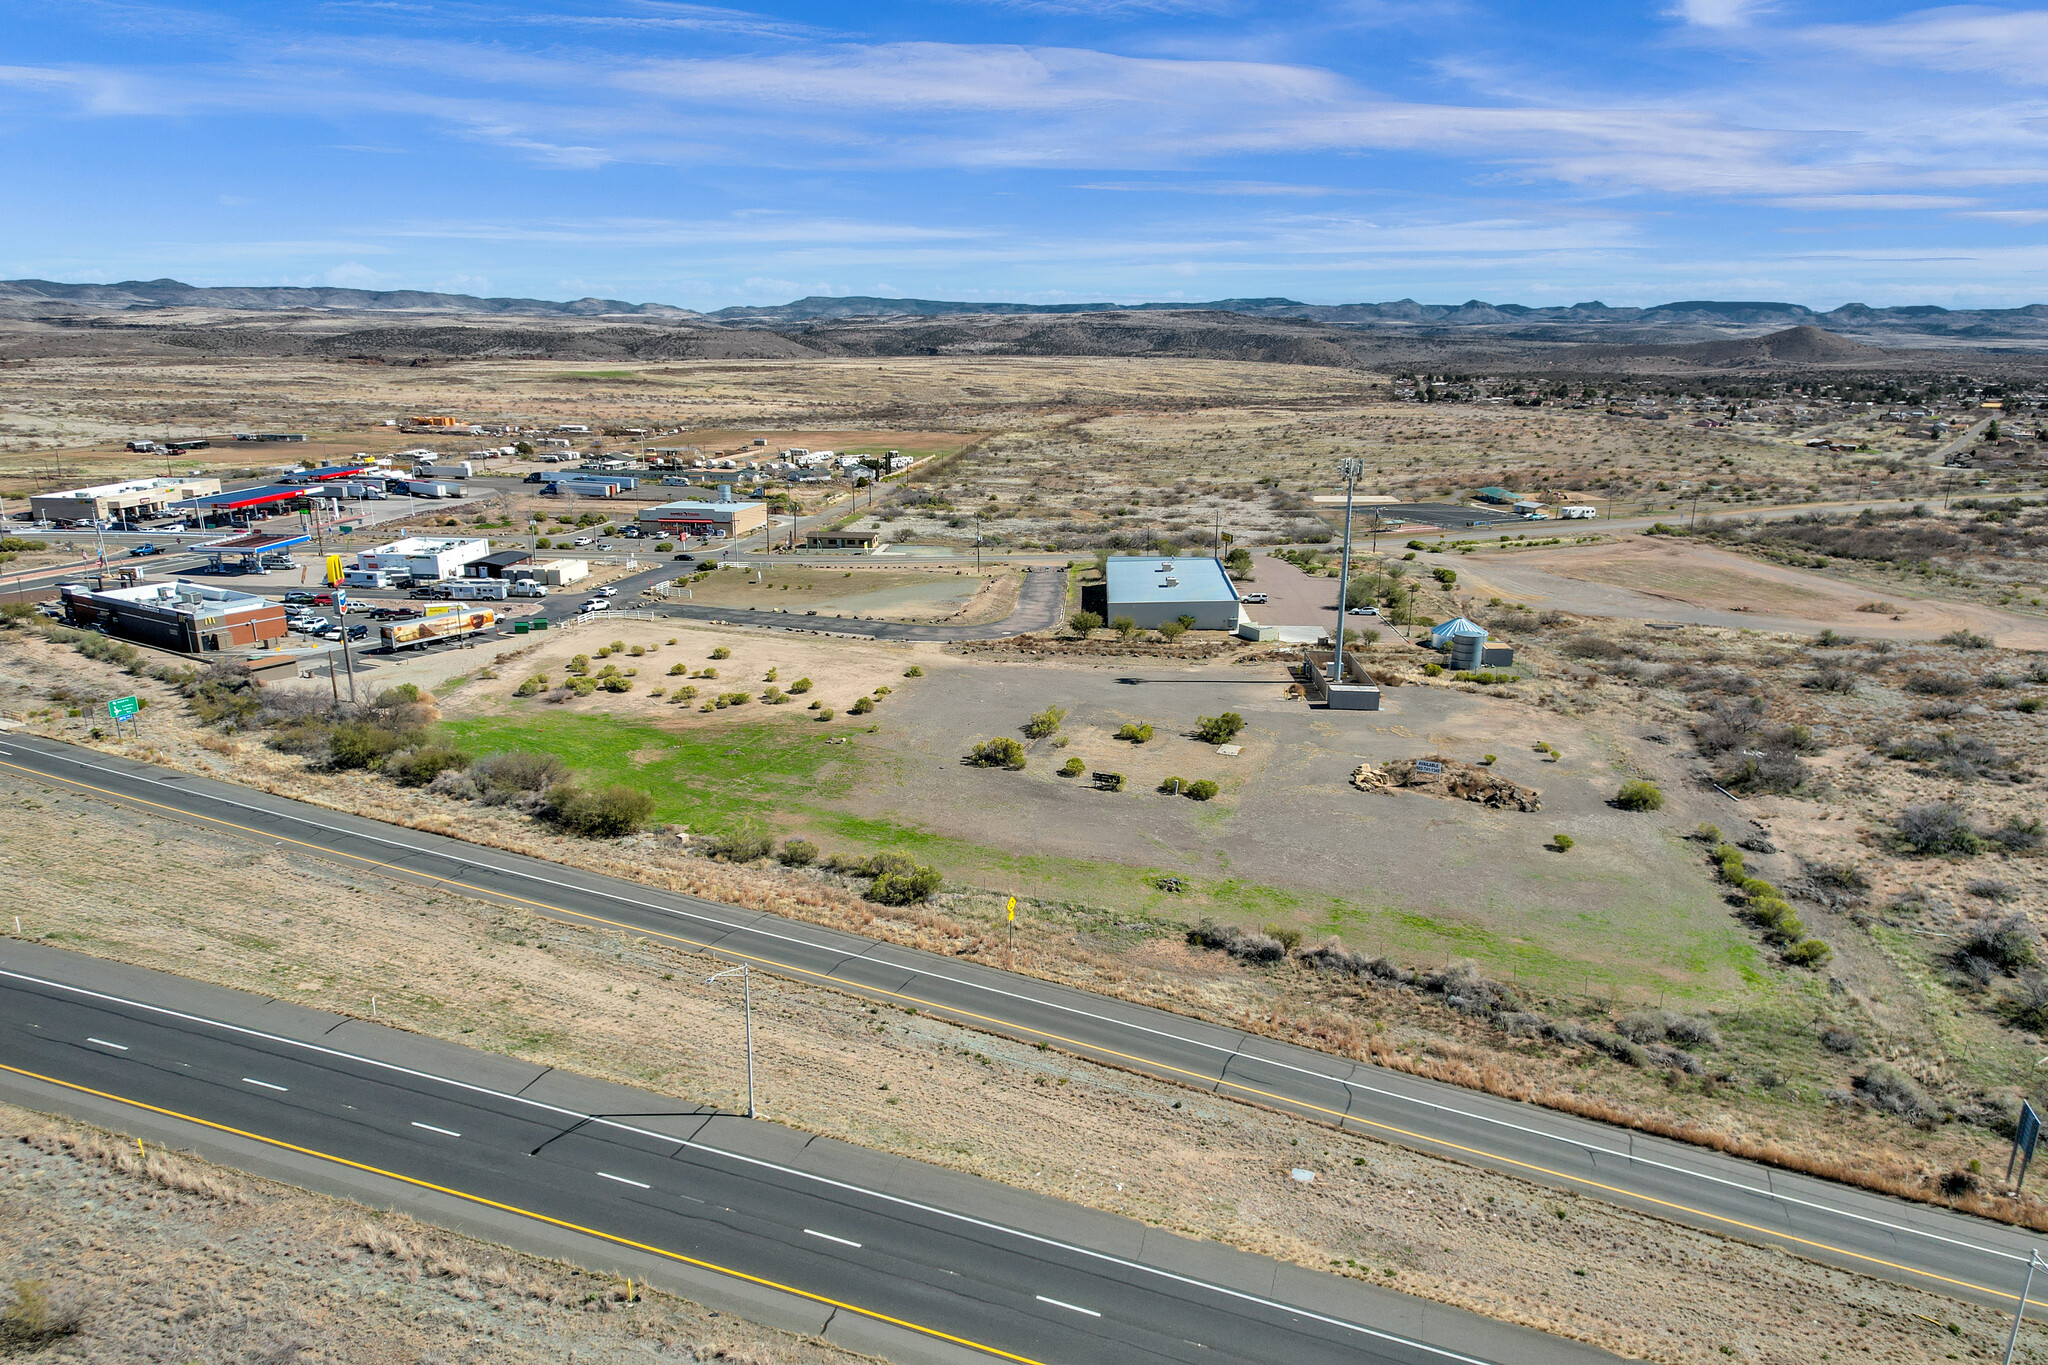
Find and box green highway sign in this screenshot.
[107,695,139,720]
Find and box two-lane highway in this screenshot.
[1,732,2044,1322]
[0,959,1598,1365]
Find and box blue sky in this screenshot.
[6,1,2048,310]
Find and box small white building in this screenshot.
[354,536,493,582]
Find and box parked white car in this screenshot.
[580,598,610,612]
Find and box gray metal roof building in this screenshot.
[1103,556,1243,631]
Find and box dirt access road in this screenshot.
[637,562,1068,641]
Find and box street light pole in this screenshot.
[704,965,755,1119]
[1332,457,1364,682]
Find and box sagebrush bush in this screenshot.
[1115,721,1154,743]
[1193,711,1245,744]
[778,838,819,867]
[1185,778,1218,801]
[1060,756,1084,776]
[547,783,655,837]
[1612,779,1665,811]
[1023,705,1067,739]
[386,745,469,788]
[1894,801,1982,856]
[711,647,731,659]
[968,736,1027,769]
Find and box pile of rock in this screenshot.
[1349,754,1542,811]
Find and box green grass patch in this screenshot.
[438,713,864,831]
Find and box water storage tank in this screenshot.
[1448,631,1486,670]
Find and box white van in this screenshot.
[1241,592,1269,604]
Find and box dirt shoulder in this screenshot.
[0,1099,867,1365]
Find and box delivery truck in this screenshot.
[380,609,497,651]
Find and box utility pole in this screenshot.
[973,516,982,572]
[1332,457,1364,682]
[704,964,755,1119]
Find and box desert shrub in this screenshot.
[788,676,813,693]
[706,829,775,862]
[1985,817,2045,852]
[1820,1027,1861,1054]
[1618,1010,1720,1048]
[1612,779,1665,811]
[1110,615,1139,639]
[699,666,718,680]
[778,837,819,866]
[1060,756,1084,777]
[596,646,613,659]
[968,736,1027,769]
[904,665,923,677]
[1193,711,1246,744]
[514,674,547,696]
[1115,721,1154,743]
[668,662,687,676]
[425,768,479,800]
[2003,976,2048,1034]
[1906,672,1970,696]
[1783,938,1832,968]
[386,745,469,788]
[1069,611,1104,633]
[1807,667,1857,694]
[1184,778,1219,801]
[1894,801,1982,856]
[1958,914,2036,973]
[1186,919,1286,963]
[0,1279,83,1350]
[1023,705,1067,738]
[1261,922,1304,951]
[546,783,655,837]
[327,721,413,770]
[1552,833,1574,851]
[472,750,569,794]
[815,708,835,721]
[867,857,943,905]
[847,694,873,714]
[1939,628,1992,649]
[671,685,699,702]
[1854,1063,1926,1115]
[711,647,731,659]
[1561,634,1626,661]
[599,676,632,693]
[1718,749,1809,794]
[1432,566,1457,585]
[1422,662,1444,677]
[565,654,591,676]
[1157,621,1186,641]
[1158,775,1186,794]
[762,686,788,704]
[629,645,645,657]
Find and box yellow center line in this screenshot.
[0,1061,1047,1365]
[2,756,2027,1307]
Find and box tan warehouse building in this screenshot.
[31,476,221,525]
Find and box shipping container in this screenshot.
[380,609,497,651]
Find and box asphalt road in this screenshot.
[0,946,1607,1365]
[1,733,2044,1322]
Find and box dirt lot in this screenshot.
[1454,537,2048,647]
[0,1100,863,1365]
[664,564,1023,625]
[5,776,2044,1365]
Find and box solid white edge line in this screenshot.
[84,1037,128,1050]
[598,1171,651,1189]
[0,966,1498,1364]
[242,1077,287,1092]
[0,741,2031,1273]
[805,1228,863,1249]
[1036,1295,1101,1318]
[411,1121,461,1137]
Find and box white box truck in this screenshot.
[508,578,549,598]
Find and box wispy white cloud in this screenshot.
[1666,0,1773,30]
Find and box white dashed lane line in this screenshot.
[242,1077,287,1092]
[597,1172,650,1189]
[804,1229,862,1249]
[411,1121,461,1137]
[85,1038,128,1051]
[1036,1295,1102,1318]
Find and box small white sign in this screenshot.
[1216,744,1242,756]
